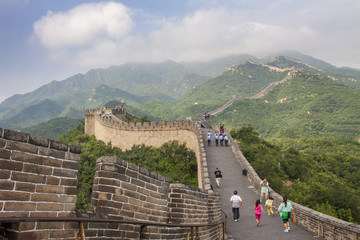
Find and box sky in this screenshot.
[1,0,360,103]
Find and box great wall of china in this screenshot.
[1,88,359,239]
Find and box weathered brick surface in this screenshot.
[0,138,6,148]
[28,134,49,147]
[6,140,38,154]
[0,129,81,239]
[87,156,222,239]
[3,129,28,142]
[0,148,11,159]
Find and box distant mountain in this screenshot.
[6,99,68,128]
[214,71,360,141]
[23,117,82,140]
[0,119,19,130]
[137,60,290,120]
[0,60,211,121]
[262,51,335,70]
[323,67,360,90]
[1,52,360,135]
[183,54,258,77]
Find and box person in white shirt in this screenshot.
[207,131,211,146]
[214,132,219,146]
[230,190,243,221]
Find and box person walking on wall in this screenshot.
[265,196,274,216]
[219,134,224,146]
[214,168,223,188]
[214,132,219,146]
[207,131,211,146]
[276,196,295,232]
[260,179,269,203]
[254,199,265,227]
[230,190,243,222]
[224,134,229,147]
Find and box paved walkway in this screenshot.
[202,128,315,240]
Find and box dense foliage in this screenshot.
[215,71,360,141]
[59,122,197,212]
[231,124,360,223]
[23,117,81,140]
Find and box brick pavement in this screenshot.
[203,128,315,240]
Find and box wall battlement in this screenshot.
[0,128,220,239]
[0,128,81,239]
[85,106,211,190]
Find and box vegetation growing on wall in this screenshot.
[231,124,360,223]
[59,121,197,212]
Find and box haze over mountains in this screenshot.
[1,51,359,141]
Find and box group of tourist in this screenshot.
[213,169,296,233]
[203,112,210,120]
[99,112,112,119]
[207,124,229,147]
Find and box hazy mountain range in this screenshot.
[1,51,359,141]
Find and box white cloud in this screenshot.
[33,2,133,50]
[32,0,360,69]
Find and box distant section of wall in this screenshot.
[85,108,211,190]
[0,128,81,239]
[226,130,360,240]
[85,156,222,239]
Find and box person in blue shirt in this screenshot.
[219,134,224,146]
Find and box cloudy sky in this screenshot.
[1,0,359,102]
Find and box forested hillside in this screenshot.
[136,61,289,120]
[23,117,82,140]
[231,125,360,223]
[214,71,360,141]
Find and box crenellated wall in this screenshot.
[0,128,81,239]
[85,107,211,190]
[85,156,222,239]
[0,128,221,240]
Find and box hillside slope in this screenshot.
[215,71,360,140]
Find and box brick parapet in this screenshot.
[85,107,211,191]
[88,156,222,239]
[226,130,360,239]
[0,128,81,239]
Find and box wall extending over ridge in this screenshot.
[85,107,211,190]
[224,128,360,240]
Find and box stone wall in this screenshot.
[84,156,222,239]
[0,128,222,240]
[0,128,81,239]
[227,131,360,240]
[85,108,211,190]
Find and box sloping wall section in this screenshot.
[85,107,211,190]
